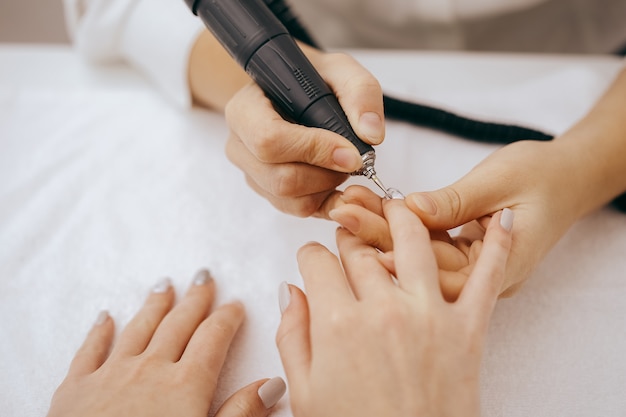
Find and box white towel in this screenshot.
[0,46,624,417]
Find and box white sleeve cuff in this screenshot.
[120,0,204,108]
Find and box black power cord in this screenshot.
[262,0,625,212]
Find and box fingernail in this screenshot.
[94,310,109,326]
[359,112,384,144]
[278,281,291,315]
[500,208,514,232]
[152,277,172,293]
[328,209,360,233]
[193,269,213,286]
[409,193,437,215]
[258,377,287,409]
[332,148,361,171]
[387,188,405,200]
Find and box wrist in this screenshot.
[553,68,626,216]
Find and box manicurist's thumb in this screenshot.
[405,172,511,231]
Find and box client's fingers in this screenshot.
[276,283,311,392]
[214,377,287,417]
[336,227,393,299]
[180,301,245,379]
[111,278,175,357]
[383,200,440,296]
[329,204,392,251]
[145,269,215,361]
[66,311,114,377]
[460,209,514,321]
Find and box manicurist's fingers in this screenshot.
[226,133,348,199]
[459,209,514,321]
[111,278,175,357]
[276,283,311,391]
[329,204,393,252]
[214,377,287,417]
[383,200,440,296]
[225,83,363,173]
[66,310,114,377]
[316,53,385,145]
[241,169,344,218]
[144,269,215,361]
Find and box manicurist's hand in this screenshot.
[276,200,513,417]
[327,185,492,301]
[223,47,385,217]
[47,270,286,417]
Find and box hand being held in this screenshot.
[277,200,513,417]
[328,185,488,301]
[224,48,385,217]
[47,271,286,417]
[328,140,580,297]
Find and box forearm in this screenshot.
[188,29,323,112]
[188,30,250,112]
[555,66,626,217]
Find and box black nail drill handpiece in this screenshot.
[183,0,393,197]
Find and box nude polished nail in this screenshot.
[258,377,287,409]
[500,208,515,232]
[193,269,213,286]
[152,277,172,293]
[278,281,291,315]
[94,310,109,326]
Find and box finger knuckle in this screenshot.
[250,129,281,162]
[229,395,261,417]
[269,164,300,197]
[345,72,381,94]
[299,130,336,166]
[441,187,464,224]
[274,194,326,218]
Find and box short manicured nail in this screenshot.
[94,310,109,326]
[278,281,291,315]
[258,377,287,409]
[328,209,360,233]
[152,277,172,293]
[359,112,384,144]
[500,208,514,232]
[410,193,437,215]
[386,188,405,200]
[193,269,213,286]
[332,148,361,171]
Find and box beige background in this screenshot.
[0,0,69,43]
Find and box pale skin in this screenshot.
[188,28,626,296]
[47,206,511,417]
[47,270,286,417]
[276,201,514,417]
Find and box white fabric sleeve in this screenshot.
[63,0,204,108]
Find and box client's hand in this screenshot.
[224,47,385,217]
[47,270,286,417]
[277,200,513,417]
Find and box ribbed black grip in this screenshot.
[189,0,371,155]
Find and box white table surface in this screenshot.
[1,44,625,417]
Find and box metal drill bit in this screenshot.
[369,172,393,199]
[357,150,403,199]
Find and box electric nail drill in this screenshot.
[183,0,399,198]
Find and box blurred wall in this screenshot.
[0,0,69,43]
